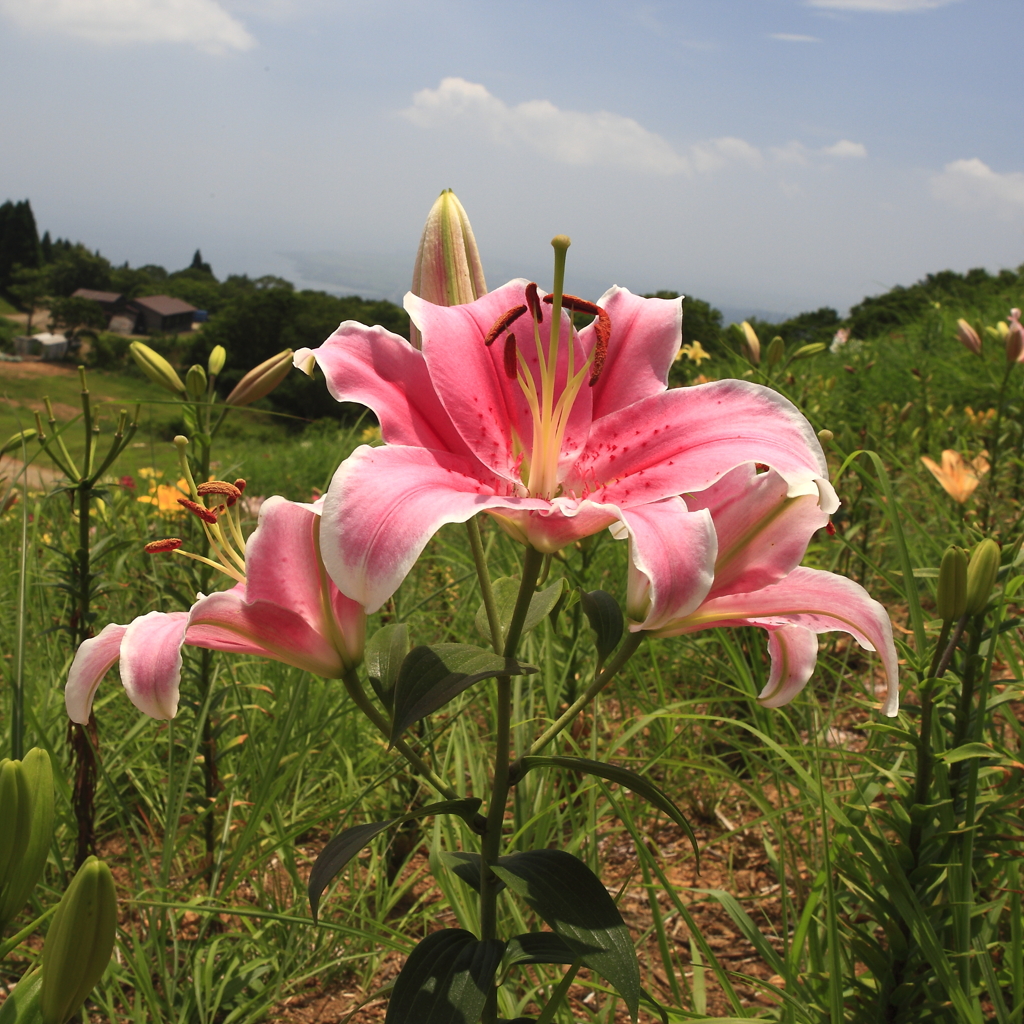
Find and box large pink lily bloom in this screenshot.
[296,280,838,613]
[621,464,899,716]
[65,497,365,724]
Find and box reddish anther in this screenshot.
[145,538,184,553]
[234,478,247,493]
[178,498,219,524]
[483,305,528,346]
[197,480,242,500]
[826,520,837,536]
[540,292,612,385]
[524,282,543,323]
[503,334,518,380]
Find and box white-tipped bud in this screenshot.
[225,349,293,407]
[740,321,761,365]
[409,189,487,347]
[956,319,982,356]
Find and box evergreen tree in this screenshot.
[189,249,213,275]
[0,199,41,295]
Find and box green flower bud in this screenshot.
[40,857,117,1024]
[185,364,207,401]
[791,342,827,361]
[766,335,785,367]
[224,349,294,407]
[965,538,1000,617]
[0,749,54,929]
[1,429,37,457]
[936,545,968,623]
[817,428,834,443]
[129,342,185,395]
[410,189,487,348]
[207,345,226,377]
[0,967,42,1024]
[0,760,30,902]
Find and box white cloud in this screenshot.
[807,0,959,10]
[404,78,690,175]
[0,0,256,53]
[769,33,821,41]
[931,158,1024,218]
[823,139,867,158]
[771,141,810,165]
[404,78,769,178]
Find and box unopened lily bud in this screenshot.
[225,349,294,407]
[792,342,827,361]
[0,761,30,906]
[410,189,487,348]
[740,321,760,365]
[1006,322,1024,364]
[185,364,207,401]
[207,345,226,377]
[956,319,982,356]
[817,429,834,443]
[1,428,36,457]
[766,335,785,367]
[965,538,1000,617]
[40,856,117,1024]
[129,342,185,395]
[0,749,53,930]
[936,545,968,623]
[899,401,913,422]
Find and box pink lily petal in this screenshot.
[295,323,473,457]
[120,611,190,720]
[185,591,350,678]
[582,287,681,420]
[687,465,832,600]
[410,281,593,483]
[570,379,831,509]
[321,444,550,612]
[615,498,717,630]
[648,567,898,716]
[758,625,822,708]
[65,622,128,725]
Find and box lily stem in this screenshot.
[480,545,545,1024]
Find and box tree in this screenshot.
[47,244,113,297]
[189,249,213,276]
[7,264,50,335]
[0,199,41,295]
[48,296,109,340]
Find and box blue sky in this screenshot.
[2,0,1022,320]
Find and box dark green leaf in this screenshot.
[438,851,505,895]
[475,577,566,649]
[514,756,699,868]
[503,932,583,967]
[391,644,536,745]
[365,623,411,710]
[385,929,504,1024]
[308,799,481,922]
[492,850,640,1020]
[580,590,623,661]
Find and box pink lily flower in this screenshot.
[65,496,365,724]
[296,278,838,613]
[621,464,899,716]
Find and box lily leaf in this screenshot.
[579,590,623,662]
[308,798,481,922]
[475,577,567,649]
[514,755,699,868]
[502,932,583,968]
[365,622,411,710]
[492,849,641,1021]
[391,644,536,745]
[385,929,505,1024]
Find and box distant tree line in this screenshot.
[4,196,1023,421]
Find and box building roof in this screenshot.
[131,294,197,316]
[72,288,122,304]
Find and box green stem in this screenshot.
[467,519,502,655]
[340,668,458,800]
[980,361,1014,533]
[480,546,545,1024]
